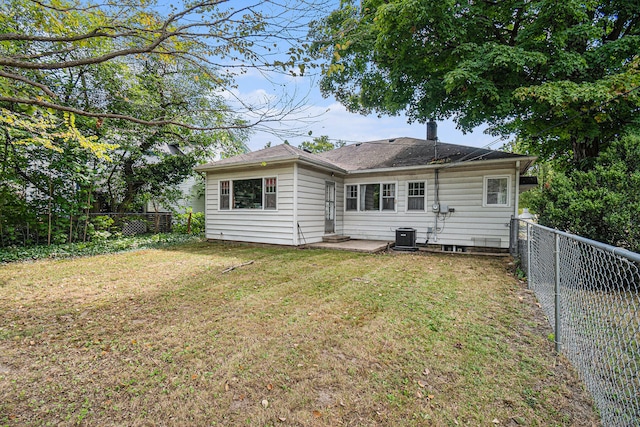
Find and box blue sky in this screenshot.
[231,69,500,152]
[162,0,507,153]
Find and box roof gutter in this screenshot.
[194,155,347,175]
[347,156,537,176]
[194,152,536,176]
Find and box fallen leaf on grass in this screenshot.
[261,399,269,408]
[313,410,322,418]
[278,417,286,422]
[422,368,430,376]
[224,382,230,392]
[492,419,500,424]
[267,383,273,390]
[417,380,428,388]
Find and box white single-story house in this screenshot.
[194,136,536,250]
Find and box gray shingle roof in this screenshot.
[195,137,534,173]
[194,143,343,172]
[317,137,526,171]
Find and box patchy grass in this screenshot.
[0,242,597,426]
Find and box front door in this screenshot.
[324,181,335,234]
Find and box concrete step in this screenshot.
[322,234,351,243]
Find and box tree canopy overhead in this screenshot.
[0,0,320,139]
[311,0,640,165]
[0,0,326,244]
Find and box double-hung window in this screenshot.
[219,177,277,210]
[483,176,510,207]
[407,181,426,211]
[264,178,277,209]
[219,180,230,210]
[382,183,395,210]
[345,185,358,211]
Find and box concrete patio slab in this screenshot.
[307,239,393,253]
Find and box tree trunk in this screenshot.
[47,181,52,245]
[572,137,601,164]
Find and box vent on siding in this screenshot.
[472,237,501,248]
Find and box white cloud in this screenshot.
[244,101,499,151]
[223,70,503,151]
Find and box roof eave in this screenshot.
[194,155,347,175]
[518,157,538,174]
[347,156,538,175]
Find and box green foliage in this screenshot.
[172,212,205,235]
[523,133,640,252]
[0,0,311,246]
[0,233,202,263]
[90,215,114,232]
[312,0,640,165]
[298,135,345,153]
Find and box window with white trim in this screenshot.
[264,177,277,210]
[219,177,277,210]
[219,180,230,210]
[382,183,395,210]
[407,181,426,211]
[360,183,380,211]
[345,182,396,211]
[484,176,510,207]
[346,185,358,211]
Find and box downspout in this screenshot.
[514,161,520,217]
[433,168,440,243]
[292,162,299,246]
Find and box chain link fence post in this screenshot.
[515,220,640,425]
[553,232,561,354]
[526,221,531,281]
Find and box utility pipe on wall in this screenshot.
[514,160,520,217]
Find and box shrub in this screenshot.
[524,133,640,252]
[173,212,205,235]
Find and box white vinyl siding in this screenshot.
[342,165,517,248]
[203,161,519,249]
[296,166,344,242]
[205,167,293,245]
[146,175,204,214]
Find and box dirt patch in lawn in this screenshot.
[0,242,598,426]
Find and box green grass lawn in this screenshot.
[0,242,597,426]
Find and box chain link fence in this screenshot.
[511,219,640,426]
[0,212,173,248]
